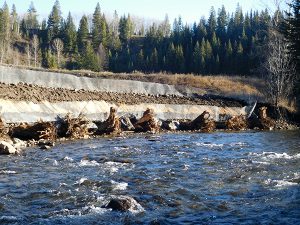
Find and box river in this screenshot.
[0,131,299,224]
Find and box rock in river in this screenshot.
[105,196,144,212]
[0,141,18,155]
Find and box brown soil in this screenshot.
[0,82,246,107]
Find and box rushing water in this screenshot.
[0,131,299,225]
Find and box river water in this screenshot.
[0,131,299,225]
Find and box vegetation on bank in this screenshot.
[0,0,299,110]
[0,0,289,74]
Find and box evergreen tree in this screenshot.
[11,4,19,36]
[64,12,77,53]
[207,7,217,38]
[47,0,63,39]
[92,3,102,49]
[216,5,227,43]
[192,41,201,74]
[26,1,39,30]
[283,0,300,70]
[77,15,89,54]
[119,14,133,44]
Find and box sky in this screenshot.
[4,0,281,25]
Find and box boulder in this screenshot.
[161,120,180,131]
[120,116,135,131]
[0,141,18,155]
[134,108,159,133]
[105,196,144,212]
[96,107,121,135]
[12,138,27,151]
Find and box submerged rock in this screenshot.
[134,108,159,133]
[0,141,18,155]
[105,196,144,212]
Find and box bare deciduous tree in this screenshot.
[32,35,39,67]
[97,43,108,70]
[26,43,31,67]
[264,31,296,108]
[52,38,64,67]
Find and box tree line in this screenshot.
[0,0,298,77]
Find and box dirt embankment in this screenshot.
[0,82,246,107]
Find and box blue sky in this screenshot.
[4,0,279,24]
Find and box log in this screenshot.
[180,111,215,132]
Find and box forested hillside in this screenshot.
[0,1,277,75]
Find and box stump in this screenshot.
[10,121,56,141]
[58,113,90,139]
[95,107,121,135]
[226,115,248,131]
[180,111,215,132]
[134,108,159,133]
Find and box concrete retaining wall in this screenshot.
[0,99,248,123]
[0,66,186,96]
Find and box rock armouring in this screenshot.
[0,106,295,154]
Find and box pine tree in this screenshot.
[77,15,89,54]
[0,2,10,63]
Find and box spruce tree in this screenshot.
[77,15,89,54]
[207,7,217,38]
[284,0,300,69]
[64,12,77,53]
[192,41,201,74]
[26,1,39,30]
[47,0,63,39]
[217,5,227,43]
[92,3,102,49]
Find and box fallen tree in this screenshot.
[180,111,216,132]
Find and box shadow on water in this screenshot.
[0,130,299,224]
